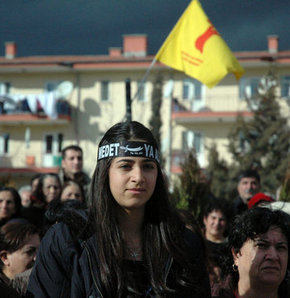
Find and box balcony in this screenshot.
[0,93,72,125]
[172,94,253,125]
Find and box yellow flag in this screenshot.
[155,0,244,88]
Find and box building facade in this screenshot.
[0,35,289,187]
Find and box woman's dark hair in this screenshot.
[86,121,205,297]
[203,198,230,220]
[30,173,41,187]
[0,221,39,269]
[0,187,22,220]
[177,209,205,247]
[33,173,61,205]
[61,180,85,202]
[225,207,290,295]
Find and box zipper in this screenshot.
[82,241,104,298]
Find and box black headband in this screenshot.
[98,141,160,164]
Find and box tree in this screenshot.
[227,69,290,194]
[279,165,290,201]
[206,143,231,200]
[172,148,212,221]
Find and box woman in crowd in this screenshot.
[203,198,229,286]
[21,173,61,234]
[0,221,40,296]
[0,187,22,227]
[27,121,210,297]
[32,173,61,206]
[60,180,84,202]
[215,207,290,298]
[45,181,86,226]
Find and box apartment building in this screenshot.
[0,34,289,187]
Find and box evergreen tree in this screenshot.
[279,166,290,201]
[172,148,211,221]
[206,143,231,200]
[173,68,290,212]
[149,73,163,150]
[227,69,290,194]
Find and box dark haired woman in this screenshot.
[0,221,40,296]
[27,121,210,297]
[214,207,290,297]
[32,173,61,206]
[0,187,22,227]
[203,198,230,289]
[21,173,61,233]
[60,180,85,202]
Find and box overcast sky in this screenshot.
[0,0,289,57]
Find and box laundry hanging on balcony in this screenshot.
[0,91,58,119]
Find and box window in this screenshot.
[183,78,201,100]
[182,130,203,154]
[57,134,63,152]
[43,133,63,167]
[193,132,202,154]
[44,133,63,154]
[137,81,146,101]
[45,135,53,154]
[0,82,10,95]
[281,76,290,98]
[101,81,110,101]
[0,133,9,155]
[239,77,260,99]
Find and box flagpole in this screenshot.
[131,57,157,102]
[122,57,158,122]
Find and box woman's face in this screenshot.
[109,156,158,212]
[3,233,40,279]
[60,184,83,202]
[203,209,227,241]
[233,226,288,289]
[42,176,61,203]
[0,191,16,220]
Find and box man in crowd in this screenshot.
[232,169,260,216]
[58,145,91,200]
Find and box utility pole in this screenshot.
[126,78,132,122]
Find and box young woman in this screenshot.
[27,121,210,297]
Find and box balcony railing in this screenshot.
[173,94,249,113]
[0,93,71,119]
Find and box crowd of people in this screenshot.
[0,120,289,297]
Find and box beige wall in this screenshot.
[1,63,289,188]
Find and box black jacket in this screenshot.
[231,197,248,217]
[27,214,210,297]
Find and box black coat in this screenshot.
[26,216,210,297]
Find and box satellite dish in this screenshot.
[55,81,73,99]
